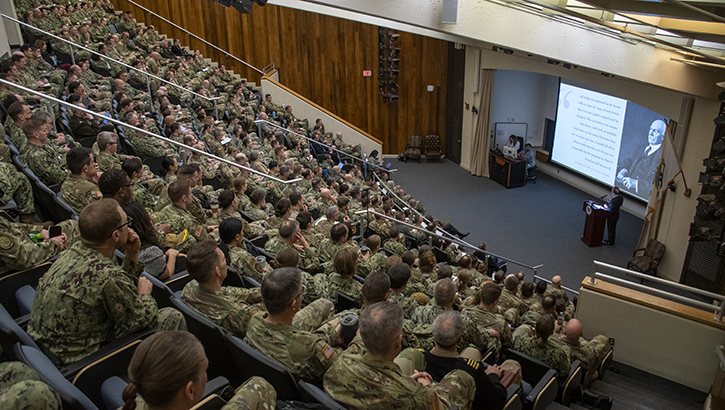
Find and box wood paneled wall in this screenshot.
[110,0,448,154]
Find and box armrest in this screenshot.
[632,248,646,257]
[558,360,582,406]
[525,369,557,410]
[59,327,154,379]
[504,383,522,410]
[202,376,229,397]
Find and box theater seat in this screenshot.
[15,285,35,317]
[504,349,558,410]
[14,343,100,410]
[298,380,346,409]
[224,334,302,402]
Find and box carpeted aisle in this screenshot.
[387,159,644,290]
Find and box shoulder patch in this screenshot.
[467,359,480,370]
[95,190,103,198]
[0,235,15,250]
[322,343,334,359]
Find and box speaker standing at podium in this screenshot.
[603,187,623,246]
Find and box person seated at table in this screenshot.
[518,143,535,169]
[505,135,520,151]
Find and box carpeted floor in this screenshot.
[388,158,644,291]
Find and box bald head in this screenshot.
[565,318,583,344]
[552,276,562,288]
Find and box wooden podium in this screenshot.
[582,200,610,247]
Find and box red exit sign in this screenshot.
[363,70,372,77]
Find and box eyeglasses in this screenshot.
[110,215,133,237]
[109,141,119,145]
[292,284,307,301]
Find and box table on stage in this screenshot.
[489,151,527,188]
[582,200,611,247]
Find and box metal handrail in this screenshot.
[1,14,221,117]
[588,260,725,321]
[127,0,265,74]
[355,208,543,276]
[0,79,299,185]
[253,119,395,174]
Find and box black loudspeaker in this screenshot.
[544,118,555,154]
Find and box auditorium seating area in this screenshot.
[0,1,708,409]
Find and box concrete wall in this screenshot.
[577,285,725,392]
[261,77,383,157]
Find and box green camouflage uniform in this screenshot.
[462,305,512,354]
[411,305,491,352]
[389,290,419,319]
[126,128,167,159]
[519,310,543,327]
[27,241,186,366]
[131,183,158,210]
[0,162,34,214]
[550,334,611,370]
[243,299,340,381]
[499,288,528,318]
[317,238,357,263]
[264,236,320,273]
[219,377,277,410]
[323,348,475,410]
[9,123,27,153]
[313,272,363,304]
[0,362,61,410]
[96,152,129,173]
[21,143,69,186]
[229,245,265,284]
[521,295,541,313]
[0,219,77,276]
[357,252,386,277]
[180,280,265,338]
[151,204,208,253]
[315,219,334,238]
[383,238,412,257]
[60,174,103,213]
[512,329,571,381]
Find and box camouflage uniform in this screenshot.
[8,123,27,153]
[462,305,512,354]
[313,273,363,303]
[60,174,103,213]
[519,310,544,327]
[220,376,277,410]
[410,304,491,352]
[96,152,129,172]
[181,280,265,338]
[323,348,475,410]
[151,204,208,253]
[499,288,528,318]
[383,238,413,257]
[315,219,333,238]
[27,241,186,366]
[0,162,34,214]
[545,284,567,299]
[317,238,357,263]
[550,334,611,370]
[229,245,265,284]
[300,227,324,248]
[512,328,571,381]
[243,299,340,381]
[521,295,541,313]
[357,252,386,277]
[264,236,319,273]
[127,129,167,159]
[0,218,78,276]
[0,362,61,410]
[389,290,419,319]
[244,203,267,222]
[21,143,69,186]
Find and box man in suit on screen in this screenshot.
[615,119,666,197]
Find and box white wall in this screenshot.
[261,78,383,157]
[490,70,558,147]
[0,0,21,55]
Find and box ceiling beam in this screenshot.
[576,0,711,20]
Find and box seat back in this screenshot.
[559,360,582,406]
[164,271,193,293]
[169,297,242,386]
[222,266,246,288]
[505,349,555,383]
[598,348,614,381]
[0,302,40,356]
[645,239,666,260]
[0,261,53,319]
[55,194,79,221]
[71,340,141,409]
[143,272,175,310]
[143,156,165,176]
[336,291,360,313]
[224,334,302,401]
[14,344,99,410]
[15,285,35,317]
[405,135,422,159]
[505,349,558,410]
[298,380,346,409]
[424,135,442,160]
